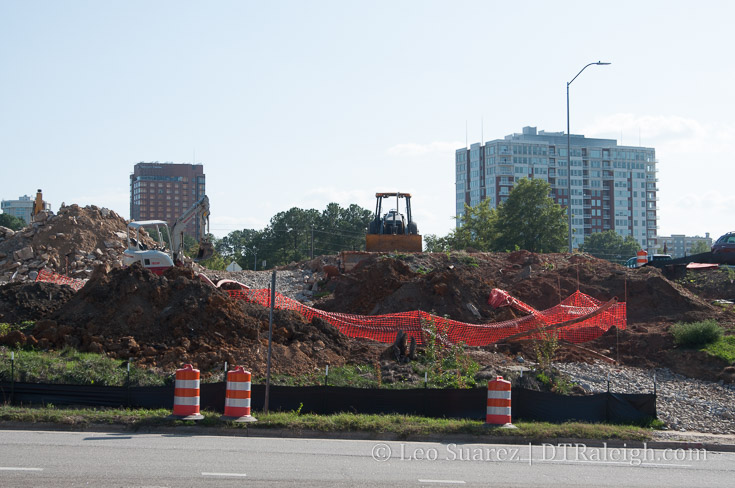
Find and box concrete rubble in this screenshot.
[0,205,130,285]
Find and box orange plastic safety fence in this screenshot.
[35,269,87,291]
[226,288,626,347]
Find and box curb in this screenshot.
[2,421,735,453]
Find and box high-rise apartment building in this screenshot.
[130,162,206,237]
[456,127,659,251]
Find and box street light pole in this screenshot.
[566,61,611,253]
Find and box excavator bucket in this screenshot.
[195,241,215,262]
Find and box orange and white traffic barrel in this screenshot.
[221,367,257,422]
[486,376,513,426]
[170,364,204,420]
[636,249,648,267]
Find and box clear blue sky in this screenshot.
[2,0,733,243]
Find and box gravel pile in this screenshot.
[202,269,317,302]
[554,361,735,434]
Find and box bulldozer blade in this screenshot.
[195,241,215,262]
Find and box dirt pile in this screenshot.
[0,281,76,324]
[315,251,735,382]
[0,204,137,283]
[316,251,719,324]
[0,263,384,377]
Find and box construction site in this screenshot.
[1,203,735,433]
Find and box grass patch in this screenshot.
[671,320,723,347]
[0,347,166,386]
[702,336,735,364]
[0,405,653,441]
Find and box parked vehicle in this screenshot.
[650,254,673,263]
[712,231,735,254]
[625,257,638,268]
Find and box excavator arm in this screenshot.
[170,195,214,264]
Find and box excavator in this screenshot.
[122,195,214,274]
[365,192,422,252]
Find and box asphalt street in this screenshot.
[0,429,733,487]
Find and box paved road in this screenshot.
[0,429,733,487]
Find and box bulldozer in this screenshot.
[365,192,422,252]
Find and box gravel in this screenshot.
[554,361,735,434]
[201,268,318,303]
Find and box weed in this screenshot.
[374,361,382,388]
[419,315,479,388]
[532,328,560,372]
[725,266,735,283]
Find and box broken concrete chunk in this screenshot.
[13,246,34,261]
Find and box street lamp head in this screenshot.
[596,61,612,65]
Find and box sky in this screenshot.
[2,0,734,245]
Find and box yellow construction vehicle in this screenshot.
[32,189,45,217]
[365,192,422,252]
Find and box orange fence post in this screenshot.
[636,249,648,268]
[486,376,513,427]
[170,364,204,420]
[221,367,257,422]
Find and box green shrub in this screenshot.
[671,320,723,347]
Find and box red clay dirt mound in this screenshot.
[0,281,76,324]
[316,251,719,324]
[7,263,383,377]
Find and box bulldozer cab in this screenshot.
[366,192,421,252]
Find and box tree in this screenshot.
[450,198,498,251]
[0,213,26,231]
[492,178,567,253]
[424,233,451,252]
[578,230,640,263]
[690,240,710,255]
[216,202,373,269]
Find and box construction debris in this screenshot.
[0,205,131,284]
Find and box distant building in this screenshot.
[456,126,659,251]
[1,194,50,224]
[657,233,712,258]
[130,162,206,237]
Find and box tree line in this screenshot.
[194,178,652,269]
[198,202,373,270]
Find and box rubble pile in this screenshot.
[0,205,136,284]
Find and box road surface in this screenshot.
[0,429,733,487]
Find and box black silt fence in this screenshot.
[0,381,655,424]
